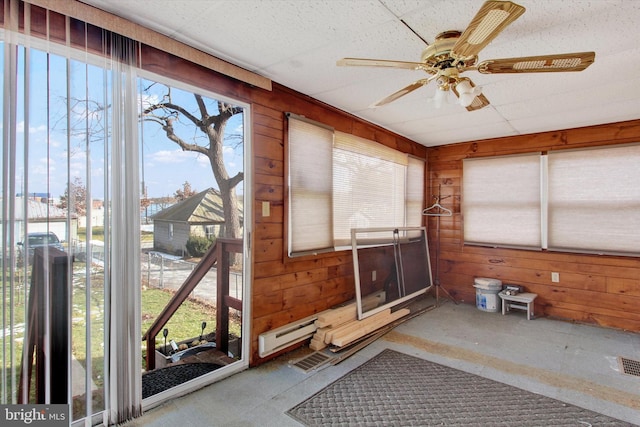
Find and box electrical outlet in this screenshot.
[551,272,560,283]
[372,270,376,281]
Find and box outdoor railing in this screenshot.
[142,238,243,371]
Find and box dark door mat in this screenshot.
[287,349,635,426]
[142,363,222,398]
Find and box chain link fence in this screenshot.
[141,251,242,305]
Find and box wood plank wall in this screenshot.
[250,84,427,365]
[142,43,638,366]
[30,0,639,372]
[136,44,429,367]
[426,119,640,333]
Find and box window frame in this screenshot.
[286,114,425,257]
[0,21,254,421]
[462,153,543,250]
[462,144,640,257]
[546,144,640,256]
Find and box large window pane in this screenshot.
[333,132,408,247]
[1,41,110,418]
[548,145,640,255]
[287,119,423,255]
[406,156,425,228]
[287,115,333,255]
[463,154,541,249]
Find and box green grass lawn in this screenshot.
[78,226,154,244]
[77,226,105,242]
[4,260,241,411]
[141,287,233,350]
[5,228,241,419]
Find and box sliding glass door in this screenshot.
[137,72,249,405]
[1,6,250,424]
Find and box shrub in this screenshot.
[185,235,214,257]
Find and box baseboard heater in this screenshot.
[259,312,327,358]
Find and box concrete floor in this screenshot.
[125,298,640,426]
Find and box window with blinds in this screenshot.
[287,115,334,255]
[462,144,640,256]
[463,153,542,249]
[287,115,425,256]
[547,144,640,255]
[407,156,426,228]
[333,132,409,246]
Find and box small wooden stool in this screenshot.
[499,291,537,320]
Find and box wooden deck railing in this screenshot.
[142,238,243,371]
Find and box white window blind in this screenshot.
[287,114,334,255]
[406,156,426,228]
[463,153,541,249]
[287,118,423,255]
[333,132,408,246]
[547,145,640,255]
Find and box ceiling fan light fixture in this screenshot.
[459,92,477,108]
[455,79,482,107]
[433,87,449,108]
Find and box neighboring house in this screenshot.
[78,199,105,228]
[152,188,243,256]
[13,197,78,245]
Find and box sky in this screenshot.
[138,84,245,199]
[5,45,245,202]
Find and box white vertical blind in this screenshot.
[463,153,541,248]
[547,144,640,255]
[287,114,333,255]
[105,33,143,425]
[2,1,106,419]
[333,132,408,246]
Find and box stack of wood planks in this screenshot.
[309,299,410,351]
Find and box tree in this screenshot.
[142,88,244,250]
[174,181,197,202]
[58,176,87,216]
[62,82,245,263]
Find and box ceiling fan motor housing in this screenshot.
[421,31,478,70]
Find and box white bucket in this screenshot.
[473,278,502,313]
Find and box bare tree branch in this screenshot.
[141,84,244,256]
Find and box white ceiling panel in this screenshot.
[509,98,640,135]
[80,0,640,146]
[411,118,520,147]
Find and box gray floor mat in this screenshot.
[142,363,222,398]
[287,349,635,426]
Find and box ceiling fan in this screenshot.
[337,0,595,111]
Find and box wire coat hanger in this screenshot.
[422,184,453,216]
[422,197,452,216]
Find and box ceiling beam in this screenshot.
[22,0,272,91]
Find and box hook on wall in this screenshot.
[422,185,454,216]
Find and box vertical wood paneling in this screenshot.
[427,120,640,332]
[11,4,431,368]
[128,28,639,364]
[248,84,427,365]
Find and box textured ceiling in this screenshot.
[79,0,640,147]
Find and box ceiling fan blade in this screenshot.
[337,57,427,71]
[477,51,596,74]
[450,78,491,111]
[451,1,525,60]
[370,78,431,107]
